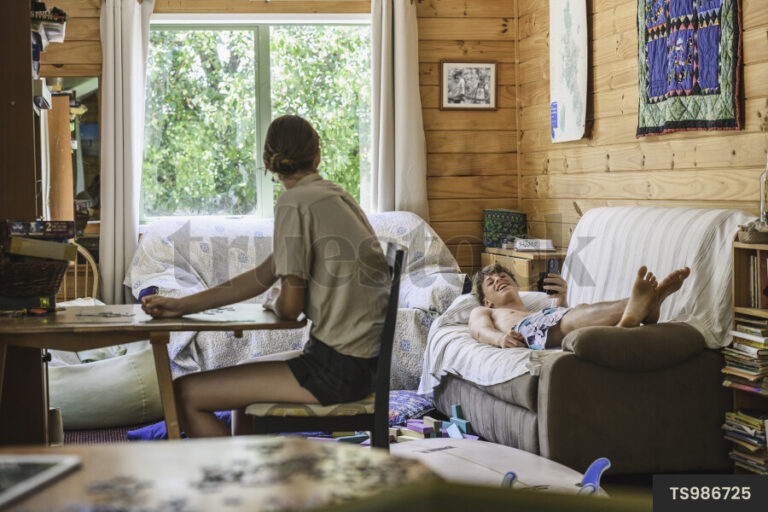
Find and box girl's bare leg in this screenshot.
[173,360,317,438]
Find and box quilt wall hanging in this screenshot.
[636,0,742,136]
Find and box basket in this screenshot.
[737,230,768,244]
[0,260,70,297]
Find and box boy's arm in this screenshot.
[469,308,526,348]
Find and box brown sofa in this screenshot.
[433,322,731,474]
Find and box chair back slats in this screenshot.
[372,242,406,449]
[57,242,100,301]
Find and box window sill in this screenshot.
[138,214,275,235]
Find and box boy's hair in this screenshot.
[263,115,320,177]
[472,263,517,304]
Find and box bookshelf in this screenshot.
[723,239,768,474]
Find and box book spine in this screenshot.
[0,295,56,312]
[3,220,75,239]
[763,254,768,309]
[751,254,757,308]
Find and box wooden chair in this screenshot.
[243,243,406,449]
[57,241,100,300]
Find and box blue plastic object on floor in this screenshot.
[501,472,517,488]
[127,411,231,440]
[578,457,611,495]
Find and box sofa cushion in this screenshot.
[434,375,539,453]
[561,322,705,371]
[479,373,539,413]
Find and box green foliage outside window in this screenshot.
[142,25,371,218]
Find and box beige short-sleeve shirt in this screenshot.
[273,173,389,358]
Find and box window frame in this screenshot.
[142,12,371,224]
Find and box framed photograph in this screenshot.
[440,61,497,110]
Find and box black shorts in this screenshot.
[286,336,378,406]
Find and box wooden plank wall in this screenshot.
[39,0,102,77]
[40,0,523,275]
[417,0,518,274]
[517,0,768,248]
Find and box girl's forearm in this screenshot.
[181,254,278,313]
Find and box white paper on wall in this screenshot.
[549,0,587,143]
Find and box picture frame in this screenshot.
[439,61,497,111]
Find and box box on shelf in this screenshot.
[483,209,526,250]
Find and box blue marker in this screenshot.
[138,286,159,301]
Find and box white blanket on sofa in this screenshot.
[564,206,754,349]
[418,206,755,393]
[124,211,464,389]
[418,292,558,393]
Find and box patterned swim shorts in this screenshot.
[513,307,572,350]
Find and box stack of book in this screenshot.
[722,316,768,396]
[0,220,76,312]
[723,409,768,475]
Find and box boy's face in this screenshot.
[481,272,519,308]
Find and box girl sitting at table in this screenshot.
[141,115,390,438]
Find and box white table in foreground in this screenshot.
[2,436,438,511]
[390,438,607,496]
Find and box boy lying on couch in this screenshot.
[469,263,690,350]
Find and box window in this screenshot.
[142,21,371,219]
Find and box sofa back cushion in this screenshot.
[125,211,463,312]
[562,207,754,348]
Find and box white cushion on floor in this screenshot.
[48,299,163,430]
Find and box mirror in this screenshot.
[42,75,100,260]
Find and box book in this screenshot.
[750,254,757,308]
[4,237,76,262]
[732,341,768,356]
[513,238,555,251]
[0,295,56,312]
[723,379,768,396]
[735,315,768,327]
[2,220,74,240]
[761,253,768,309]
[723,347,768,362]
[730,330,768,345]
[737,324,768,337]
[723,376,768,393]
[722,367,768,380]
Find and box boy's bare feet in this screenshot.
[643,267,691,324]
[618,266,657,327]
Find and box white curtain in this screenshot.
[370,0,429,220]
[100,0,154,304]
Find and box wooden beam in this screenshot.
[154,0,370,14]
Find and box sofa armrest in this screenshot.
[560,322,705,371]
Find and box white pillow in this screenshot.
[439,291,556,326]
[399,272,466,313]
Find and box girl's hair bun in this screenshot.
[263,115,320,177]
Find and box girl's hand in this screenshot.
[141,295,187,318]
[543,273,568,307]
[497,330,527,348]
[262,286,281,314]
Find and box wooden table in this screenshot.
[0,304,305,445]
[0,436,438,511]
